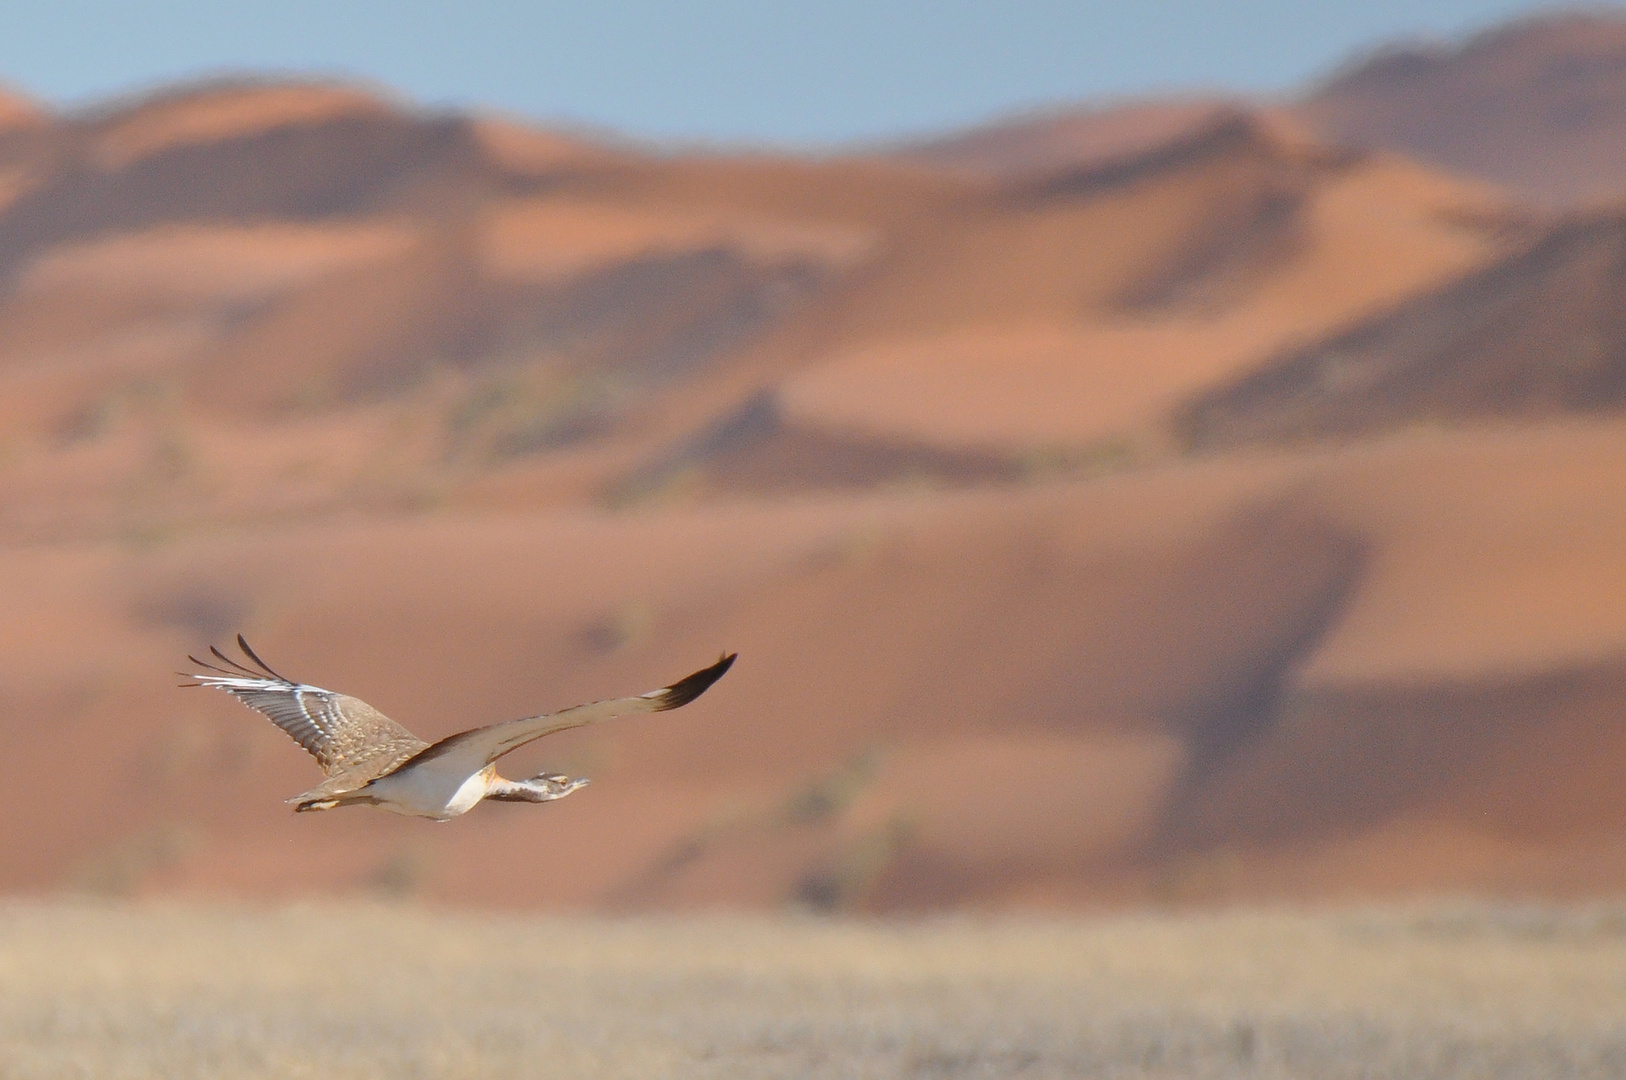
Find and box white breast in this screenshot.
[365,763,492,820]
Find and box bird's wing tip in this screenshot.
[656,652,737,711]
[181,636,296,687]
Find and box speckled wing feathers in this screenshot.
[181,636,429,793]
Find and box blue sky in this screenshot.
[0,0,1576,144]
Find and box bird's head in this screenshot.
[515,772,590,802]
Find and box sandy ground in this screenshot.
[0,901,1623,1079]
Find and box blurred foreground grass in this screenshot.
[1,901,1624,1078]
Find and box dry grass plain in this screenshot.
[0,902,1622,1078]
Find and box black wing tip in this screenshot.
[656,653,737,711]
[181,635,292,685]
[235,634,290,682]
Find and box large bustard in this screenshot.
[182,636,736,820]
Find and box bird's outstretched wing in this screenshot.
[180,635,430,785]
[391,654,736,783]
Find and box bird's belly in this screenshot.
[366,767,489,820]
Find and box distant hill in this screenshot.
[895,12,1626,207]
[1297,11,1626,205]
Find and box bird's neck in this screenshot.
[486,774,588,802]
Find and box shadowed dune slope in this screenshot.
[1178,211,1626,450]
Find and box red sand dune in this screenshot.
[3,15,1626,910]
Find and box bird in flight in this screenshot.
[182,635,735,821]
